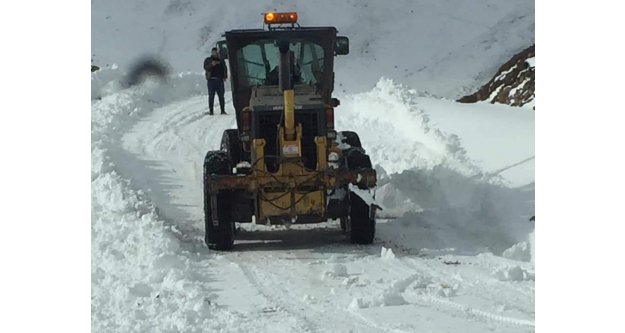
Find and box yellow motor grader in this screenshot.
[203,12,377,250]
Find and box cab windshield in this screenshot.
[236,39,325,87]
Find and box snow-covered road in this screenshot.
[91,74,534,332]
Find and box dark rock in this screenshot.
[458,44,535,108]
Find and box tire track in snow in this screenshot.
[414,295,535,328]
[234,261,319,332]
[403,258,535,327]
[231,255,401,333]
[396,253,535,328]
[121,95,236,227]
[345,247,534,330]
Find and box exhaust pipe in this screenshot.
[278,40,295,141]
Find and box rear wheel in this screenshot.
[344,147,372,172]
[203,150,235,251]
[340,216,347,233]
[221,129,248,166]
[346,190,375,244]
[341,144,375,244]
[338,131,362,148]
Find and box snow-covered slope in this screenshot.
[91,0,534,98]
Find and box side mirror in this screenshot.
[217,40,228,59]
[331,98,340,107]
[336,36,349,55]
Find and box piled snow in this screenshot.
[529,230,535,265]
[92,154,216,332]
[330,79,536,255]
[338,79,483,177]
[338,79,534,187]
[375,165,534,255]
[91,75,292,332]
[92,0,534,98]
[348,184,379,208]
[493,265,535,282]
[502,241,531,262]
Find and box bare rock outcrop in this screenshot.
[459,45,534,108]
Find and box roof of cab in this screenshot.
[224,26,338,36]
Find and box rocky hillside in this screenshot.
[458,45,535,108]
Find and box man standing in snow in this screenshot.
[204,47,228,115]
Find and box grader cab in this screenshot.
[203,12,377,250]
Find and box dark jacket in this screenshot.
[204,56,228,80]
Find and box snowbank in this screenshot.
[376,166,534,255]
[493,265,534,282]
[502,241,531,262]
[337,79,482,177]
[333,79,534,255]
[337,78,534,187]
[529,230,535,265]
[91,75,274,332]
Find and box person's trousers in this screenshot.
[207,78,225,114]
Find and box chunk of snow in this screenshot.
[348,297,368,310]
[324,263,348,278]
[341,276,359,286]
[493,265,534,281]
[356,277,370,287]
[529,230,535,265]
[502,241,531,262]
[348,184,378,207]
[380,246,396,260]
[379,291,407,306]
[236,161,251,168]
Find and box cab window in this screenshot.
[236,39,325,87]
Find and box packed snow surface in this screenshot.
[92,71,534,332]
